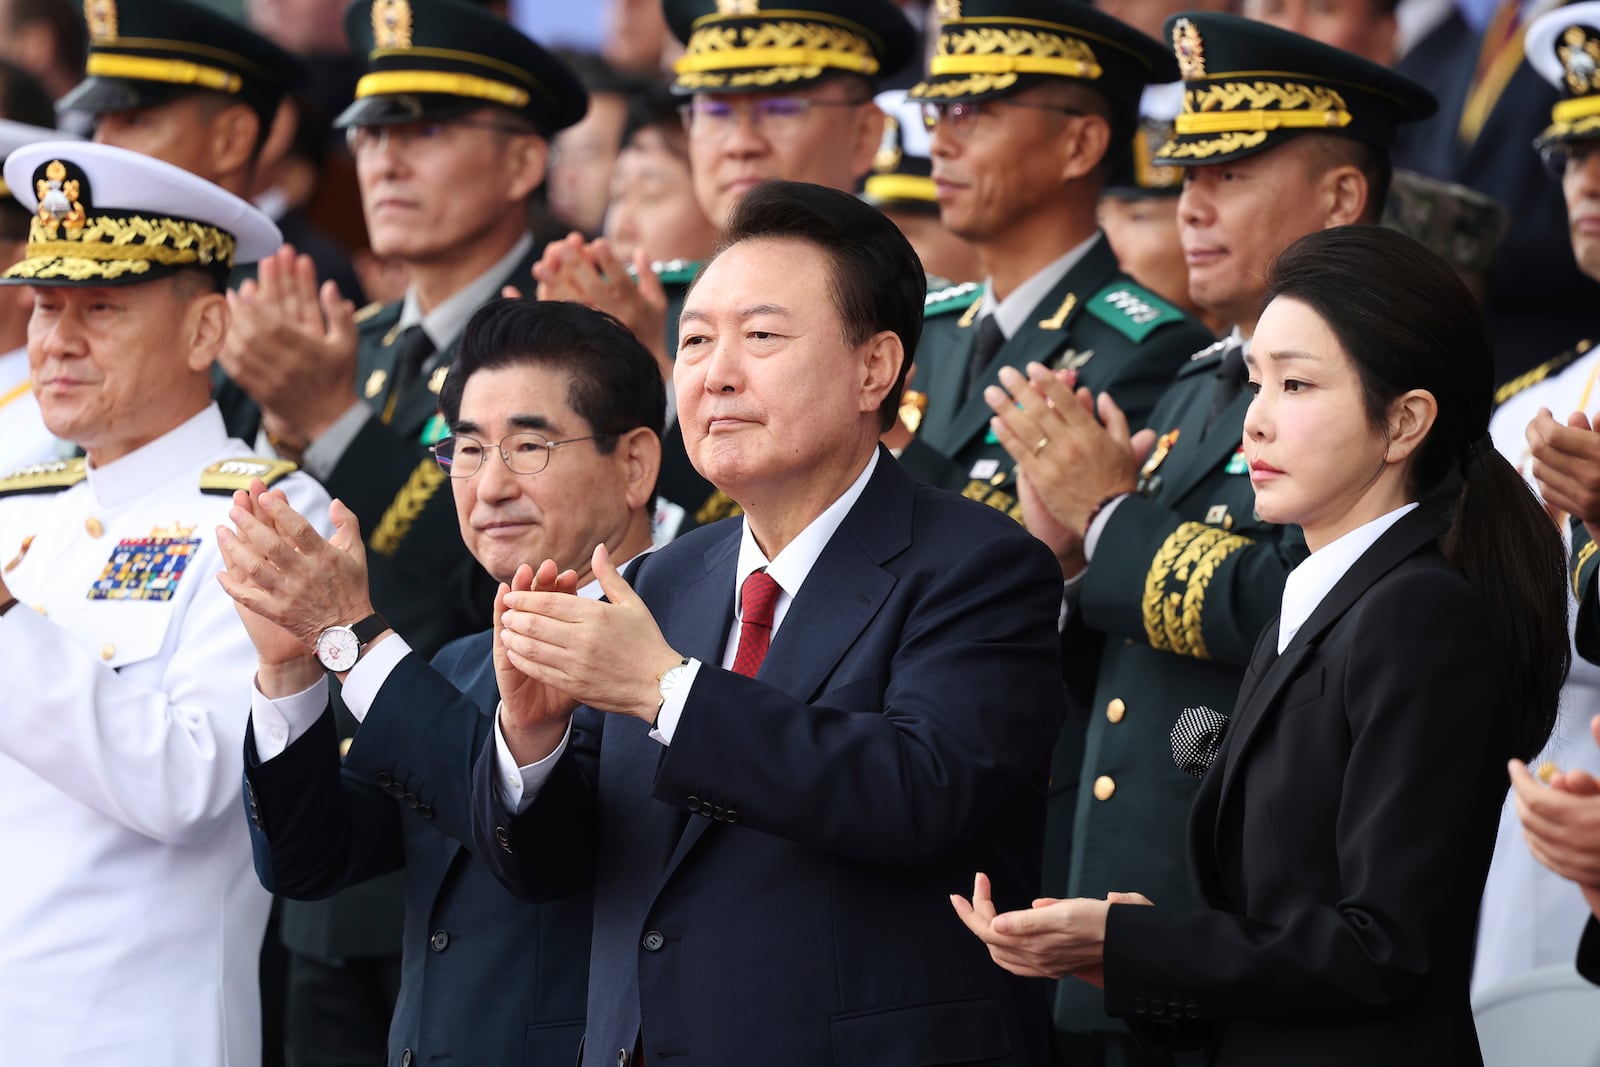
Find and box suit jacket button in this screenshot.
[699,802,714,817]
[1093,775,1116,801]
[686,794,700,809]
[1150,999,1165,1017]
[1132,996,1148,1015]
[375,772,393,787]
[1186,1003,1201,1019]
[495,825,514,852]
[1106,698,1126,723]
[616,1050,630,1067]
[725,809,739,824]
[1169,1000,1183,1017]
[429,930,449,952]
[404,793,419,808]
[712,806,725,821]
[401,1051,413,1067]
[416,803,434,819]
[642,930,665,952]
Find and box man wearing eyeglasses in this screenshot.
[896,0,1212,522]
[230,298,664,1067]
[533,0,916,536]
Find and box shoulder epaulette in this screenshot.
[1084,281,1189,343]
[200,457,300,496]
[924,280,982,318]
[1494,340,1593,408]
[653,258,701,286]
[0,457,86,497]
[1175,336,1233,379]
[352,301,386,324]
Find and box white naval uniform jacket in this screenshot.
[0,405,331,1066]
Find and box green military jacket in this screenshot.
[1572,520,1600,665]
[899,236,1214,520]
[1051,337,1309,1035]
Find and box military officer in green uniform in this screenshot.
[896,0,1212,522]
[531,0,916,536]
[208,3,586,1063]
[981,15,1435,1064]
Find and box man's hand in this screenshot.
[499,543,681,721]
[215,480,374,648]
[532,233,671,380]
[1511,714,1600,920]
[951,872,1138,982]
[216,491,324,697]
[494,560,582,765]
[1528,408,1600,525]
[985,362,1151,534]
[220,245,361,444]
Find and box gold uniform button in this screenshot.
[100,643,116,661]
[1537,761,1559,784]
[86,516,104,538]
[1106,698,1126,724]
[32,604,46,616]
[1093,775,1116,801]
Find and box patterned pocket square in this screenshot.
[1171,705,1229,778]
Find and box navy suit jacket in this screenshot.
[243,633,591,1066]
[344,449,1066,1066]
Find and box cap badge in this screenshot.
[715,0,759,14]
[373,0,413,49]
[873,113,902,174]
[1173,19,1206,81]
[83,0,117,41]
[35,161,87,238]
[1560,25,1600,96]
[935,0,961,21]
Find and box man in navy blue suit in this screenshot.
[223,299,666,1066]
[223,181,1066,1066]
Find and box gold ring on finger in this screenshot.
[1032,436,1050,456]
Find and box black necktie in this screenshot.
[388,324,436,403]
[1203,340,1247,436]
[965,314,1006,396]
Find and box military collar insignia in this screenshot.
[85,0,117,41]
[35,160,88,238]
[373,0,413,49]
[1172,19,1205,81]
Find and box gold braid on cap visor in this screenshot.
[3,213,236,281]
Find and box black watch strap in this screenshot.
[350,612,389,646]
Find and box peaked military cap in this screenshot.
[1105,117,1183,200]
[1154,12,1434,167]
[0,120,79,201]
[57,0,305,128]
[1527,2,1600,151]
[863,89,936,213]
[338,0,587,136]
[0,140,281,286]
[908,0,1175,116]
[664,0,916,95]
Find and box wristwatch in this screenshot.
[314,612,389,672]
[656,656,691,722]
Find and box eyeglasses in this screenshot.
[1538,138,1600,181]
[678,96,867,141]
[920,99,1085,138]
[430,431,616,478]
[345,118,533,155]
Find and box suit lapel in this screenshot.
[1154,347,1248,503]
[926,240,1119,455]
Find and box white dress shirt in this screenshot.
[494,450,882,812]
[1275,502,1417,653]
[0,405,332,1066]
[976,233,1100,342]
[0,345,62,470]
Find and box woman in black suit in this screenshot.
[955,226,1571,1065]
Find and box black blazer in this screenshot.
[243,632,591,1066]
[1101,506,1514,1066]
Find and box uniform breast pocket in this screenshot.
[83,601,180,675]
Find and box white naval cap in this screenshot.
[0,140,281,285]
[1526,1,1600,150]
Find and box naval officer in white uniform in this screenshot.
[0,141,330,1065]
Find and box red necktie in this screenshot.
[731,570,782,677]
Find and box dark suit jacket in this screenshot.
[344,450,1066,1066]
[243,632,591,1066]
[1100,507,1512,1066]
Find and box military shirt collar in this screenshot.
[84,404,228,508]
[397,232,535,351]
[980,232,1101,340]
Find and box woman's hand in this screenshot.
[950,872,1147,981]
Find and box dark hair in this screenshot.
[1264,226,1568,761]
[702,179,925,432]
[620,84,688,160]
[1297,134,1392,224]
[3,0,86,84]
[441,298,666,451]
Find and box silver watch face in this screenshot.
[659,663,688,699]
[315,627,361,671]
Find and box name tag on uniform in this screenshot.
[88,525,201,602]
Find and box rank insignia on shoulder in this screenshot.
[353,301,386,324]
[0,457,87,497]
[1225,448,1248,475]
[199,458,299,495]
[428,365,448,394]
[1085,283,1188,343]
[924,281,982,319]
[88,527,203,602]
[364,368,388,399]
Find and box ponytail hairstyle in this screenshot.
[1264,226,1567,761]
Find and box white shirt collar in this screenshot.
[731,450,879,629]
[576,547,653,600]
[979,232,1101,341]
[398,233,534,350]
[84,404,229,508]
[1277,502,1418,652]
